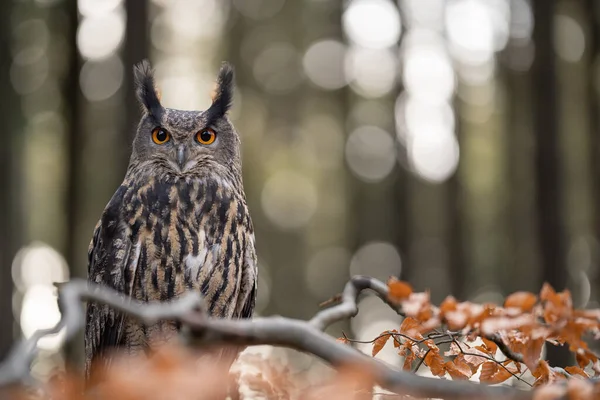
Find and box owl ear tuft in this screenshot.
[133,60,163,121]
[206,62,234,122]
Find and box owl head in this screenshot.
[129,60,241,182]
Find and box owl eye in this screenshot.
[151,127,170,144]
[196,128,216,145]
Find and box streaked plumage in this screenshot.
[84,61,256,381]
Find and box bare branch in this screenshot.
[485,333,525,364]
[310,275,403,330]
[0,277,533,400]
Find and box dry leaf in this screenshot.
[387,277,413,301]
[504,291,538,312]
[424,351,446,377]
[372,333,391,357]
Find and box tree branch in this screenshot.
[0,276,532,399]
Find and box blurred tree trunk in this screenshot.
[531,0,570,366]
[448,99,465,300]
[0,0,20,361]
[64,0,83,365]
[586,0,600,302]
[124,0,149,152]
[65,0,82,278]
[500,33,539,294]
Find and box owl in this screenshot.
[84,60,257,381]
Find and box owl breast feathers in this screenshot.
[84,61,257,381]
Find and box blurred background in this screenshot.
[0,0,599,380]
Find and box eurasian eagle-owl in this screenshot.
[84,60,257,380]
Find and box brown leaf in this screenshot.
[504,291,538,312]
[387,278,413,301]
[402,292,432,322]
[576,351,590,368]
[445,311,469,331]
[565,366,589,378]
[532,360,566,387]
[481,338,498,354]
[456,343,488,371]
[372,333,391,357]
[444,360,471,380]
[486,366,514,385]
[402,351,416,371]
[424,351,446,377]
[440,296,458,314]
[480,314,535,336]
[540,283,557,303]
[479,362,499,384]
[506,332,545,370]
[399,317,424,340]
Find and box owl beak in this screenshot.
[177,145,187,169]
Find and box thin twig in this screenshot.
[450,338,532,388]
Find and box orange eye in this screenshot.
[196,128,216,145]
[152,127,170,144]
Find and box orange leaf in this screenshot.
[402,292,431,322]
[481,338,498,354]
[372,333,390,357]
[440,296,458,314]
[522,337,545,370]
[576,351,590,368]
[540,283,557,303]
[399,317,423,340]
[486,366,514,385]
[445,311,469,331]
[424,351,446,377]
[423,339,439,351]
[532,360,565,386]
[403,352,416,371]
[450,342,487,371]
[565,366,589,378]
[444,360,471,380]
[504,291,538,312]
[479,362,499,383]
[387,278,413,301]
[480,314,535,336]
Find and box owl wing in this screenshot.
[238,232,258,319]
[85,185,138,379]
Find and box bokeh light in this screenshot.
[345,126,396,183]
[343,0,402,49]
[20,285,65,351]
[445,0,509,65]
[80,56,124,102]
[78,0,122,17]
[12,243,69,292]
[77,10,125,60]
[349,241,402,281]
[554,14,586,63]
[402,41,455,102]
[302,40,347,90]
[166,0,225,40]
[12,243,69,351]
[408,127,459,182]
[345,47,397,98]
